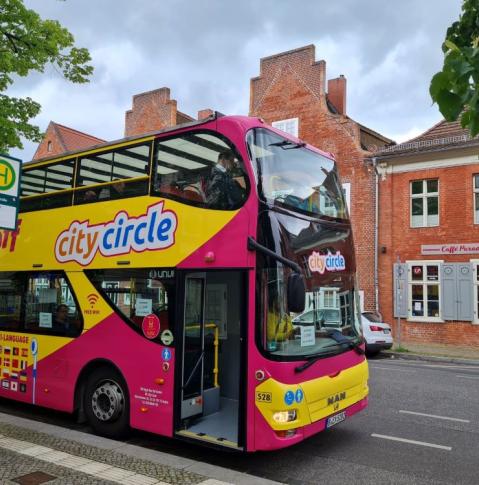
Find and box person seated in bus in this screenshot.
[99,179,126,200]
[53,303,80,336]
[206,150,245,209]
[83,189,98,202]
[266,301,295,349]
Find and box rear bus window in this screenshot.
[0,272,23,331]
[20,159,75,212]
[86,268,175,344]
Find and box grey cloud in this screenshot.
[11,0,463,160]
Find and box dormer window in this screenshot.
[47,141,52,152]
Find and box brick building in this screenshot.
[374,120,479,349]
[249,45,393,311]
[33,122,105,160]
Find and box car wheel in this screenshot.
[84,367,130,439]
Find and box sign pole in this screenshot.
[396,256,402,349]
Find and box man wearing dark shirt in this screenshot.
[206,150,245,209]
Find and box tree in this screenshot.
[0,0,93,153]
[430,0,479,136]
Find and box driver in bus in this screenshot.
[266,299,295,350]
[206,150,245,209]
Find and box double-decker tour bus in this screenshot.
[0,113,368,451]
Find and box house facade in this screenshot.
[249,45,393,312]
[375,120,479,349]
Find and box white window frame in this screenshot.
[271,118,299,138]
[406,260,443,322]
[410,179,439,228]
[473,175,479,224]
[342,182,351,214]
[471,259,479,324]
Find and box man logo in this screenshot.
[0,159,16,191]
[327,391,346,406]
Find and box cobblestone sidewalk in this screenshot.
[0,416,281,485]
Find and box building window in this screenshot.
[47,141,52,152]
[271,118,299,137]
[410,179,439,227]
[474,175,479,224]
[408,262,441,320]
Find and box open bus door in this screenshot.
[177,270,244,450]
[180,273,206,419]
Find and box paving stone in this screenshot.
[0,421,205,484]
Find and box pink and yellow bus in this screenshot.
[0,114,368,451]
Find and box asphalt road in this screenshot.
[1,355,478,485]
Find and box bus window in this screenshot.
[153,132,248,209]
[20,159,75,212]
[86,269,175,342]
[24,273,82,337]
[75,143,151,204]
[0,272,23,331]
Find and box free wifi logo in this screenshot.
[87,293,99,308]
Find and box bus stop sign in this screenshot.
[0,154,21,230]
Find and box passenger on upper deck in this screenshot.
[206,150,245,209]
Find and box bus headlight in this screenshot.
[273,410,297,423]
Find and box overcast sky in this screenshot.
[10,0,463,161]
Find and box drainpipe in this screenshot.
[372,157,379,315]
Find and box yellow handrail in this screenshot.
[185,323,219,387]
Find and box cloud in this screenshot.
[9,0,462,161]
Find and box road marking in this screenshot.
[399,410,470,423]
[371,433,452,451]
[370,366,412,372]
[456,374,479,380]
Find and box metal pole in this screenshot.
[396,256,402,348]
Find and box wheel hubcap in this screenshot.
[91,380,124,422]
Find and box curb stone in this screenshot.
[381,350,479,366]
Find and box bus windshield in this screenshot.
[260,267,362,359]
[247,128,347,220]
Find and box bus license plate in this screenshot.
[326,411,346,428]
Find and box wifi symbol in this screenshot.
[87,293,99,308]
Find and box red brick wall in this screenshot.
[125,87,178,137]
[378,161,479,348]
[250,45,377,310]
[33,124,64,160]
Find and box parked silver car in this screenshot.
[361,312,393,356]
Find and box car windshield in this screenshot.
[247,128,348,220]
[259,267,362,358]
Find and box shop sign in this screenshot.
[421,244,479,255]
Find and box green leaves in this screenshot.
[431,0,479,137]
[0,0,93,152]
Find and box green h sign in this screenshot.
[0,154,21,230]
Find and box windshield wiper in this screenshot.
[294,333,364,373]
[268,140,306,150]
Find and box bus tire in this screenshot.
[84,367,130,439]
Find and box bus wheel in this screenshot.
[84,367,129,439]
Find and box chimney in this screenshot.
[328,75,347,115]
[125,87,177,137]
[198,109,214,120]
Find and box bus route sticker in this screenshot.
[160,329,174,346]
[142,314,160,339]
[162,348,171,361]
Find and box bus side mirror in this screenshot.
[287,272,305,313]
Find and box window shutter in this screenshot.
[393,263,408,318]
[441,264,457,320]
[457,263,473,321]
